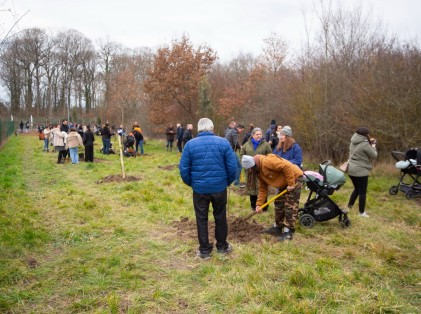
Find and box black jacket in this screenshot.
[83,130,95,146]
[133,130,144,142]
[101,126,112,139]
[182,129,193,145]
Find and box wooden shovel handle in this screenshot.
[243,189,288,221]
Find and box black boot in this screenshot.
[262,225,282,235]
[278,230,294,241]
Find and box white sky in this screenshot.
[1,0,421,61]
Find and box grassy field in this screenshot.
[0,134,420,313]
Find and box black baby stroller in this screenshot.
[123,134,136,157]
[389,148,421,199]
[299,161,351,228]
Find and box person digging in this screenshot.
[241,154,304,241]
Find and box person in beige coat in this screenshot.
[52,124,66,164]
[67,127,84,164]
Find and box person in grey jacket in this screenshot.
[347,127,378,217]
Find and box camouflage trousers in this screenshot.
[274,177,303,231]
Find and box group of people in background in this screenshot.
[165,123,193,153]
[38,120,147,164]
[40,120,93,164]
[179,117,377,259]
[18,120,30,133]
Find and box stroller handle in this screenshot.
[391,151,407,162]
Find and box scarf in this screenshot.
[251,138,260,151]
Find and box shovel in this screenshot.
[237,189,288,222]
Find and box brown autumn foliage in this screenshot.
[217,67,265,119]
[144,35,216,132]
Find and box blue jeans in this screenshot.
[44,138,49,151]
[136,140,144,154]
[69,147,79,164]
[234,154,241,185]
[103,138,110,154]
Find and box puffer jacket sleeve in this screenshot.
[179,144,192,187]
[225,145,237,186]
[290,144,303,167]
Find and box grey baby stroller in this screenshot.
[389,148,421,199]
[299,161,351,228]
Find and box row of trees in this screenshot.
[0,3,419,161]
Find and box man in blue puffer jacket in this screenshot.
[179,118,237,260]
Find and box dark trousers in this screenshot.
[250,195,268,211]
[250,195,257,210]
[177,140,183,153]
[166,140,174,151]
[348,175,369,213]
[85,144,94,162]
[57,150,66,162]
[193,190,229,254]
[102,138,110,154]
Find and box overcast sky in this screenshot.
[1,0,420,61]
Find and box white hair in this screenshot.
[197,118,214,132]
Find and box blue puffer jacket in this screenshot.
[274,143,303,168]
[179,131,237,194]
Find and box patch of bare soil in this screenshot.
[97,174,141,184]
[172,215,275,243]
[158,164,178,171]
[26,257,40,268]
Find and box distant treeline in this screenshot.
[0,4,419,161]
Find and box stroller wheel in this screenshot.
[405,189,415,199]
[299,214,315,228]
[341,218,351,228]
[389,186,399,195]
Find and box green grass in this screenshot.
[0,134,420,313]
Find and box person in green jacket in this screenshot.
[347,127,378,217]
[240,127,272,211]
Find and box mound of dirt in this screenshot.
[97,174,141,184]
[158,164,178,171]
[172,215,274,243]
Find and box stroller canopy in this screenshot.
[406,148,421,165]
[320,164,346,186]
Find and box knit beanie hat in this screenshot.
[356,127,370,136]
[281,126,292,137]
[241,155,255,169]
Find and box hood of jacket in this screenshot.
[351,133,368,145]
